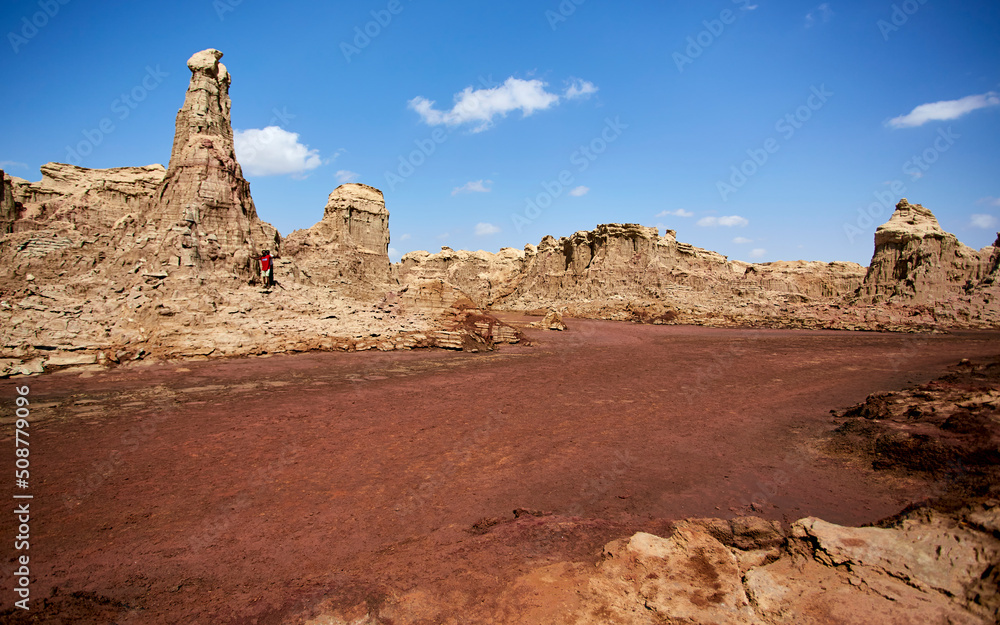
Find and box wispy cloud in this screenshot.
[805,3,833,28]
[475,222,500,236]
[234,126,322,176]
[569,185,590,197]
[749,248,767,258]
[335,170,360,184]
[970,214,998,229]
[452,179,493,195]
[564,79,598,99]
[733,236,752,244]
[887,92,1000,128]
[409,76,597,132]
[397,233,412,241]
[698,215,749,227]
[976,197,1000,207]
[0,160,27,170]
[657,209,694,218]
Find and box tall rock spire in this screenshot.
[120,48,278,280]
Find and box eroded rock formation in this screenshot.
[860,199,997,304]
[398,224,869,327]
[115,48,279,280]
[282,183,392,293]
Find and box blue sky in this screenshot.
[2,0,998,265]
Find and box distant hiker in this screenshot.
[257,250,274,287]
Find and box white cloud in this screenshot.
[0,160,27,170]
[475,222,501,236]
[335,170,360,184]
[409,76,595,132]
[234,126,323,176]
[388,247,399,258]
[565,79,598,99]
[397,233,412,241]
[697,215,749,227]
[976,197,1000,207]
[887,92,1000,129]
[657,209,694,218]
[749,248,767,258]
[569,185,590,197]
[733,236,752,244]
[452,179,493,195]
[805,3,833,27]
[970,214,999,229]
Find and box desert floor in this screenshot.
[2,318,998,623]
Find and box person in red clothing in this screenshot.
[256,249,274,288]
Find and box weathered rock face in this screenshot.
[281,184,391,293]
[860,199,996,304]
[117,48,279,280]
[397,223,868,326]
[1,170,18,234]
[7,163,164,233]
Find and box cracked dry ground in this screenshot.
[1,319,998,624]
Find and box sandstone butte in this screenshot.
[1,49,999,623]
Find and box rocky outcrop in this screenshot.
[282,184,391,293]
[308,502,1000,624]
[860,199,996,304]
[7,163,164,233]
[397,223,868,327]
[115,48,279,280]
[1,170,18,234]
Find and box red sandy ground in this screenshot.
[1,319,999,623]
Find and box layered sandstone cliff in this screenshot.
[859,199,998,303]
[398,224,869,326]
[115,48,279,280]
[282,183,392,293]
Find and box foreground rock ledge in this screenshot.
[304,503,1000,624]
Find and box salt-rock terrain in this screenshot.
[398,204,1000,330]
[2,47,999,379]
[0,49,519,376]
